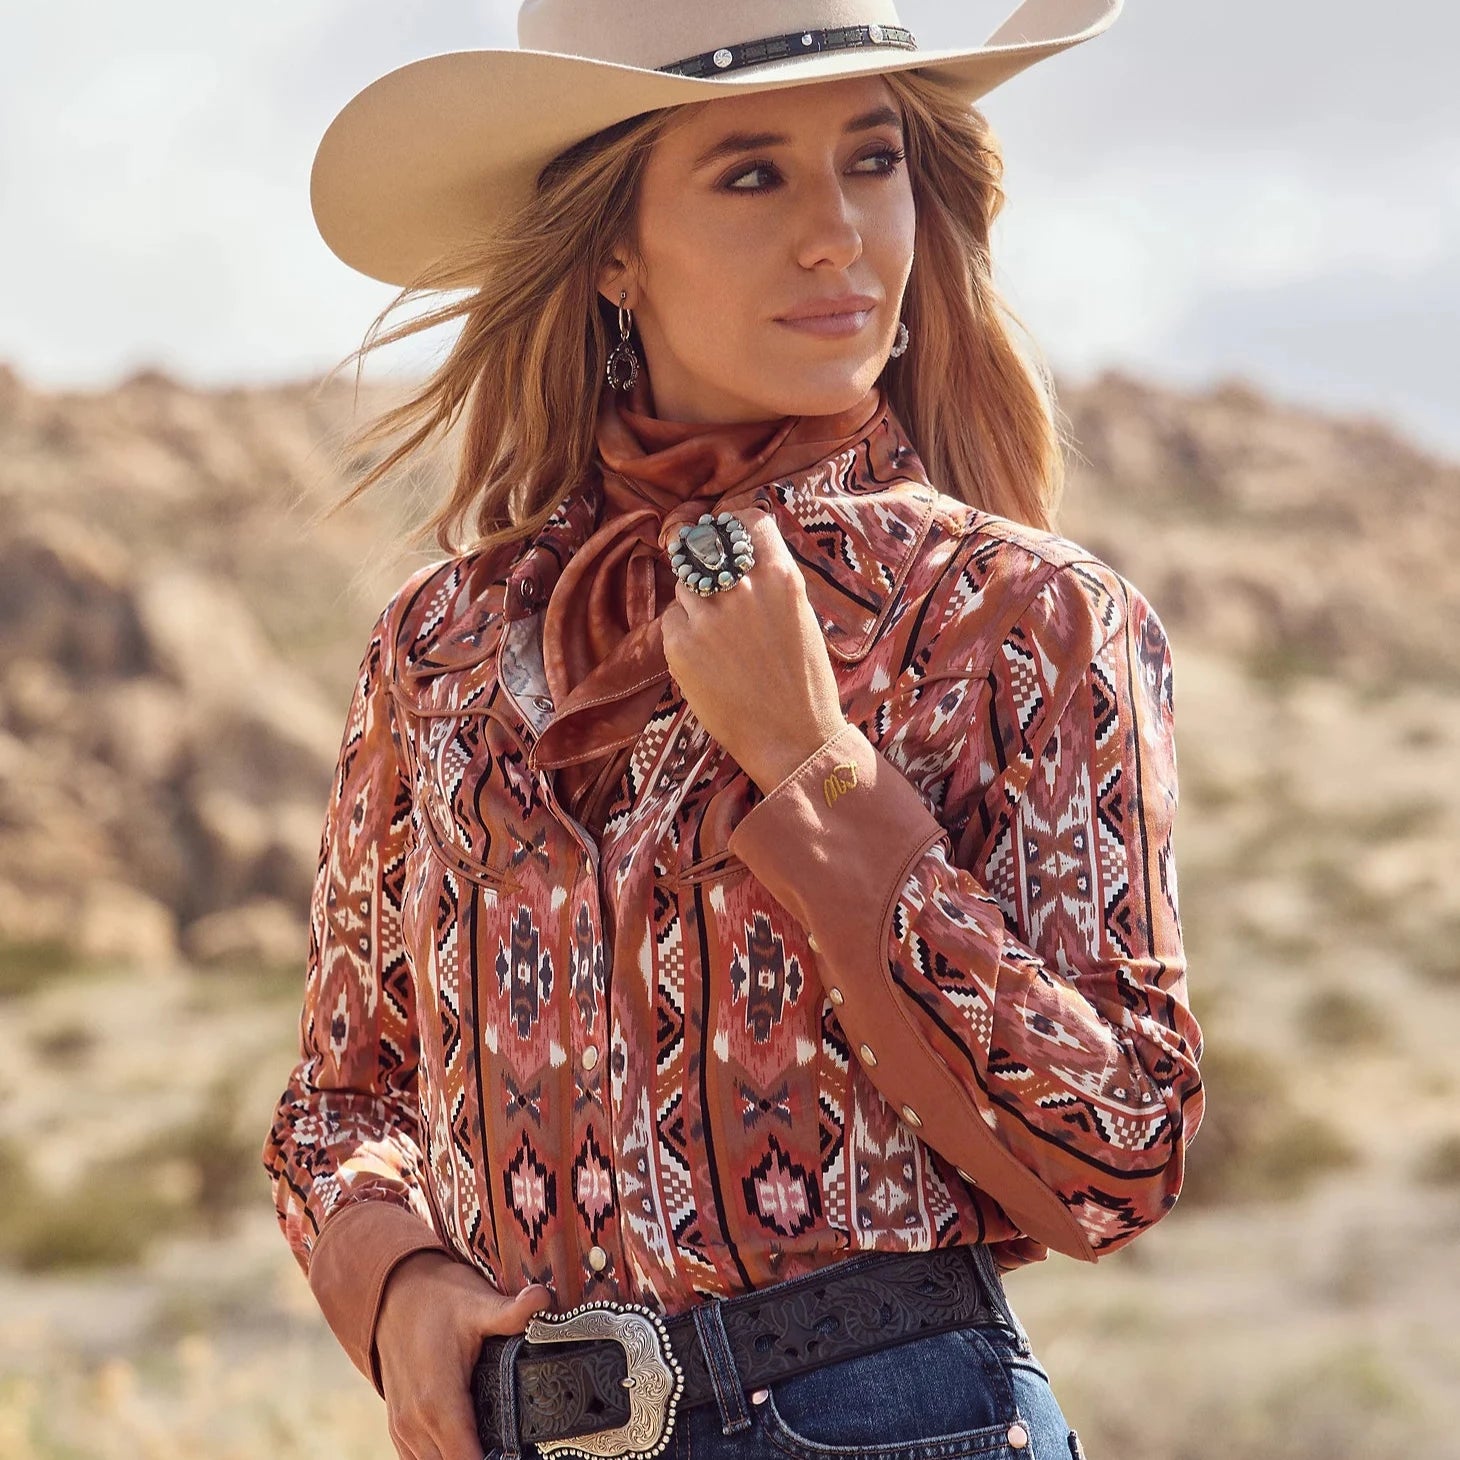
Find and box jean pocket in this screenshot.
[963,1322,1079,1459]
[756,1324,1025,1458]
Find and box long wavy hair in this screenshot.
[320,68,1073,559]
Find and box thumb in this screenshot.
[488,1281,554,1330]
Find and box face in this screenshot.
[597,74,916,423]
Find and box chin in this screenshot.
[763,366,881,416]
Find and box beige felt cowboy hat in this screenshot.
[312,0,1123,288]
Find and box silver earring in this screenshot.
[889,319,910,359]
[605,289,640,389]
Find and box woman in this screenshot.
[262,2,1206,1458]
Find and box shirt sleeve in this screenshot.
[727,556,1206,1263]
[259,594,453,1396]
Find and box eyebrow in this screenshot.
[690,104,903,172]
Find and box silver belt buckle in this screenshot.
[524,1300,685,1459]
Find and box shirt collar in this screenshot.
[396,395,937,689]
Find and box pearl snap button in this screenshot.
[859,1043,878,1067]
[582,1044,599,1071]
[808,933,821,952]
[1007,1422,1029,1448]
[901,1104,923,1128]
[588,1245,608,1272]
[827,986,845,1006]
[750,1388,770,1405]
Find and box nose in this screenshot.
[794,168,864,271]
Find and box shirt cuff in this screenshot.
[727,720,945,966]
[307,1200,453,1398]
[726,720,1099,1263]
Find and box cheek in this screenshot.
[651,220,767,332]
[865,182,917,261]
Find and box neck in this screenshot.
[594,369,886,505]
[634,371,875,428]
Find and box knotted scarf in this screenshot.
[531,368,887,834]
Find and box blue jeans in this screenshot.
[500,1261,1088,1460]
[664,1316,1087,1460]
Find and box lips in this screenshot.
[777,294,879,321]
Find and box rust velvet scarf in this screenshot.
[531,369,887,833]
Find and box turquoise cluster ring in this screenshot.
[668,510,755,595]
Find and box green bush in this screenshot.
[1181,1041,1361,1207]
[0,1067,264,1273]
[1297,986,1394,1051]
[1414,1130,1460,1187]
[0,939,75,999]
[0,1132,190,1272]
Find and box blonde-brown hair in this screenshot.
[321,68,1072,558]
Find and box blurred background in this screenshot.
[1,2,1457,1456]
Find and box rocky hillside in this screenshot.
[0,365,435,970]
[3,361,1458,1456]
[1,360,1455,986]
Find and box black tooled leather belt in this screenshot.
[471,1246,1013,1459]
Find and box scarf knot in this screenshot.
[531,369,888,832]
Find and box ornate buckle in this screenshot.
[523,1300,685,1459]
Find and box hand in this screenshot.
[661,508,850,793]
[375,1249,552,1460]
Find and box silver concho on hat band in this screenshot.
[669,510,755,595]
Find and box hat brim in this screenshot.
[311,0,1122,288]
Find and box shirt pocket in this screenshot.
[408,704,534,893]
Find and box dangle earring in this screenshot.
[605,289,640,389]
[889,319,910,359]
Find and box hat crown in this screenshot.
[517,0,906,72]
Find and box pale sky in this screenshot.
[2,0,1455,460]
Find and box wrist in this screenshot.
[380,1247,456,1317]
[749,717,852,797]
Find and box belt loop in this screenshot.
[691,1299,754,1435]
[969,1245,1033,1356]
[495,1332,527,1460]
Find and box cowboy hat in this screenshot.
[311,0,1123,289]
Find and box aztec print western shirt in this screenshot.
[260,402,1206,1395]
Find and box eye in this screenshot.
[721,145,907,193]
[865,145,908,175]
[722,160,778,192]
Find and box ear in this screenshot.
[597,242,647,311]
[596,258,630,311]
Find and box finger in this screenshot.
[437,1286,555,1460]
[387,1417,425,1460]
[742,506,782,555]
[474,1280,553,1337]
[429,1377,492,1460]
[397,1403,453,1460]
[414,1444,446,1460]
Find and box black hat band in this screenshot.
[658,24,918,79]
